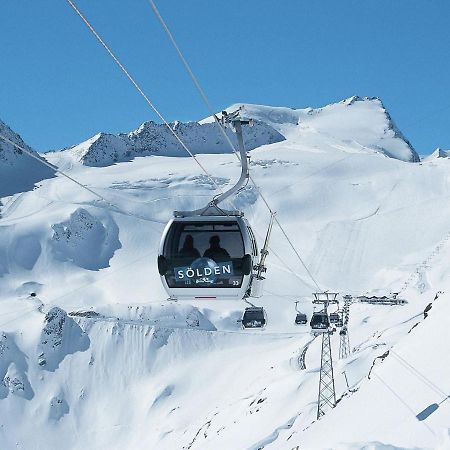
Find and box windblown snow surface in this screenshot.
[1,96,450,450]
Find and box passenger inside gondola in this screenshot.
[178,234,200,259]
[203,235,230,262]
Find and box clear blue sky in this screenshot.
[1,1,449,154]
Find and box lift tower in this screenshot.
[313,292,339,419]
[339,294,352,359]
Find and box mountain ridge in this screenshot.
[0,119,55,197]
[46,96,419,169]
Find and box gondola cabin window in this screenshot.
[163,221,246,288]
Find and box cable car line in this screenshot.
[0,133,109,205]
[147,0,220,133]
[147,0,246,169]
[0,248,160,331]
[371,372,436,437]
[0,306,42,330]
[146,1,322,291]
[390,350,448,400]
[65,0,222,195]
[0,133,168,229]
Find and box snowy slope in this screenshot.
[0,120,55,197]
[0,98,449,450]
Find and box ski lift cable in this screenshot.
[65,0,450,298]
[146,0,322,291]
[390,350,448,399]
[65,0,222,194]
[0,134,109,205]
[0,306,41,330]
[0,248,159,330]
[0,134,166,227]
[148,0,450,292]
[147,0,220,134]
[252,221,319,291]
[372,372,436,437]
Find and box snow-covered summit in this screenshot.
[425,147,450,160]
[0,120,55,197]
[214,96,419,163]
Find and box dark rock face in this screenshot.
[51,208,121,271]
[37,307,90,372]
[0,332,34,400]
[49,395,70,421]
[71,120,285,167]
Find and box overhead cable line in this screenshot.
[0,134,164,226]
[252,227,318,290]
[0,248,159,330]
[65,0,221,194]
[372,372,436,437]
[0,134,109,205]
[390,350,449,399]
[0,306,40,330]
[147,0,322,291]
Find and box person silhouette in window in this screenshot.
[178,234,200,259]
[203,235,230,261]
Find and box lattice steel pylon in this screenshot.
[339,327,350,359]
[339,295,352,360]
[312,292,338,420]
[317,331,336,419]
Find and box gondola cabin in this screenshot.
[241,306,267,329]
[158,216,258,301]
[310,311,330,333]
[295,313,308,325]
[329,312,341,324]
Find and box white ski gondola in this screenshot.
[157,110,265,304]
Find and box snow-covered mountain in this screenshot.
[55,96,418,168]
[203,96,419,163]
[1,97,449,450]
[0,120,55,197]
[61,119,285,167]
[425,147,450,160]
